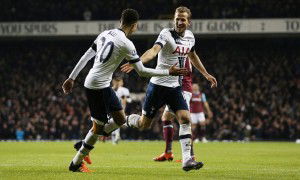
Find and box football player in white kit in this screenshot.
[121,6,217,171]
[111,75,131,144]
[62,9,188,172]
[73,76,130,161]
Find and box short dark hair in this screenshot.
[113,72,124,80]
[121,9,139,26]
[175,6,192,20]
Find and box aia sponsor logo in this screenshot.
[172,46,190,56]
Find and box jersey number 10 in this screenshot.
[96,37,115,64]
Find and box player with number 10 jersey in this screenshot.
[84,29,139,89]
[63,9,188,173]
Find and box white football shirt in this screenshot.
[115,86,130,100]
[84,29,139,89]
[150,28,195,87]
[69,28,169,90]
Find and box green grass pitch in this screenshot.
[0,141,299,179]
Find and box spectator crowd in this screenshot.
[0,38,299,141]
[0,0,299,22]
[0,38,300,140]
[195,39,300,141]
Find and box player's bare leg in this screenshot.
[191,123,199,143]
[153,111,174,161]
[111,128,121,145]
[176,110,203,171]
[71,110,127,170]
[155,110,195,163]
[74,140,92,164]
[199,121,208,143]
[103,110,126,135]
[70,110,126,172]
[69,120,104,172]
[126,114,152,130]
[126,112,202,171]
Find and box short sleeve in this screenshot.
[154,29,169,48]
[124,40,140,63]
[202,93,207,102]
[189,30,196,52]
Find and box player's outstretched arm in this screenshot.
[62,47,96,94]
[120,44,162,73]
[140,44,162,63]
[131,61,188,77]
[188,51,217,88]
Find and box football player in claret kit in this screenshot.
[62,9,187,172]
[190,83,213,143]
[121,6,217,171]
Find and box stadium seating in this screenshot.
[0,38,299,140]
[0,0,299,21]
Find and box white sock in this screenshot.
[115,128,120,139]
[179,123,192,164]
[72,130,98,165]
[72,151,85,165]
[104,118,121,135]
[111,128,120,144]
[84,130,99,145]
[125,114,141,128]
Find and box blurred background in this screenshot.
[0,0,299,141]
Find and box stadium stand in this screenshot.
[1,38,299,141]
[0,0,299,22]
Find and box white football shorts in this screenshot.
[191,112,205,124]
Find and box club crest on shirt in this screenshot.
[175,38,183,45]
[158,34,167,41]
[131,50,137,56]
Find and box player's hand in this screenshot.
[169,63,189,76]
[120,63,134,73]
[205,74,217,88]
[62,78,74,94]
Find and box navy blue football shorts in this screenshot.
[85,87,122,124]
[142,82,188,119]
